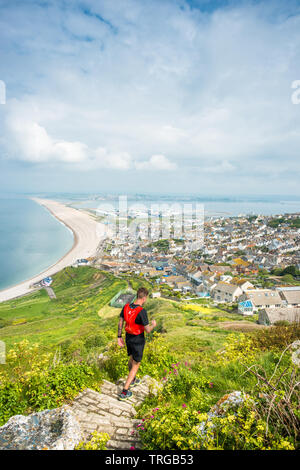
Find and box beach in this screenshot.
[0,198,109,303]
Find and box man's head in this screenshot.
[136,287,149,305]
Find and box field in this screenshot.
[0,267,126,350]
[0,266,299,450]
[0,267,247,355]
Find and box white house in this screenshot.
[212,282,243,303]
[240,289,283,312]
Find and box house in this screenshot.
[277,287,300,307]
[238,300,254,316]
[196,292,211,299]
[40,276,53,287]
[241,289,283,312]
[75,258,89,266]
[219,275,233,283]
[152,292,161,298]
[190,271,203,285]
[258,307,300,325]
[208,265,232,275]
[175,280,192,292]
[233,280,254,293]
[212,282,243,303]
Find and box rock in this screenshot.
[0,406,82,450]
[197,391,251,438]
[210,391,250,417]
[291,340,300,367]
[98,353,109,364]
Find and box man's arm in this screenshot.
[138,308,156,334]
[117,315,125,347]
[144,319,157,334]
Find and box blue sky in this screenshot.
[0,0,300,195]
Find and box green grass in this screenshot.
[0,268,256,359]
[0,267,126,350]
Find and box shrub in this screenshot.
[76,431,110,450]
[139,396,296,450]
[25,362,95,410]
[274,321,290,327]
[162,362,210,403]
[216,333,259,365]
[0,340,101,425]
[0,382,27,425]
[243,343,300,444]
[252,323,300,351]
[139,404,206,450]
[84,333,107,349]
[208,398,296,450]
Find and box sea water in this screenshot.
[0,197,73,291]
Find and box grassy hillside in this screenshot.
[0,267,126,350]
[0,266,299,449]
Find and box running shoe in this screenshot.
[129,378,141,388]
[118,389,133,401]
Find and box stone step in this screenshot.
[71,388,136,418]
[71,405,142,448]
[70,376,162,450]
[107,439,142,450]
[100,377,155,406]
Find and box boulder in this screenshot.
[197,391,251,438]
[0,405,82,450]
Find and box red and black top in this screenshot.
[120,303,149,338]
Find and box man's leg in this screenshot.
[128,355,133,373]
[124,360,141,390]
[128,355,136,383]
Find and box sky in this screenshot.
[0,0,300,196]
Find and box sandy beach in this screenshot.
[0,198,110,303]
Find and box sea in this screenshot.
[0,196,73,291]
[0,193,299,292]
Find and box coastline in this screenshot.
[0,198,109,303]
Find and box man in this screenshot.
[117,287,156,400]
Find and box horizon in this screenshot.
[1,190,300,201]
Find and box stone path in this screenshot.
[45,287,56,299]
[71,375,161,450]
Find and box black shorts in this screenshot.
[125,333,145,363]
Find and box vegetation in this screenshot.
[0,266,299,449]
[268,217,300,229]
[76,431,110,450]
[271,265,300,278]
[148,239,170,252]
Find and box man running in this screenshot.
[117,287,156,400]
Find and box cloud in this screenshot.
[4,101,132,169]
[0,0,300,193]
[135,154,177,171]
[201,160,236,174]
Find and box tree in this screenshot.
[281,266,299,278]
[281,274,294,283]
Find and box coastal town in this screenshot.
[86,211,300,326]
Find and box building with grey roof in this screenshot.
[258,307,300,325]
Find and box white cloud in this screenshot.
[201,160,236,174]
[135,154,177,171]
